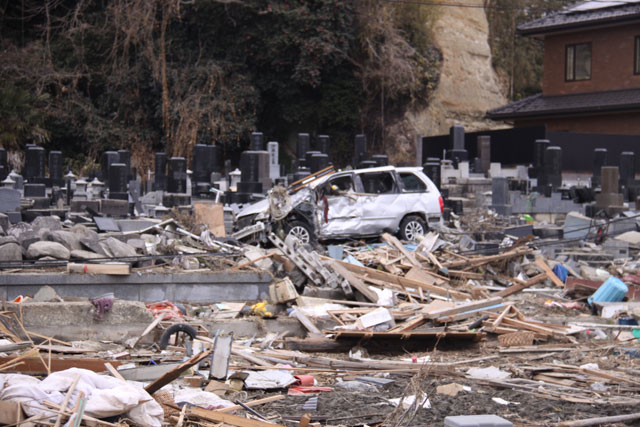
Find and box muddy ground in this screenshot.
[230,338,640,426]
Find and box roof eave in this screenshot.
[517,13,640,37]
[487,104,640,121]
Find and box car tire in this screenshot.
[399,215,427,242]
[285,220,315,245]
[159,323,197,352]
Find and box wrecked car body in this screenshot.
[233,166,443,244]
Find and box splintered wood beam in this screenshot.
[535,258,565,288]
[330,261,380,303]
[381,233,422,268]
[0,355,120,375]
[217,395,285,414]
[325,257,469,300]
[442,247,530,269]
[190,406,286,427]
[495,273,547,297]
[424,297,503,320]
[67,263,130,275]
[145,350,212,394]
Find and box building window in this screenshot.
[635,36,640,75]
[566,43,591,81]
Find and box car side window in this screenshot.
[360,172,396,194]
[399,172,427,192]
[326,175,354,195]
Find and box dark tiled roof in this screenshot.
[518,1,640,36]
[487,88,640,120]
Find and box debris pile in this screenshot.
[1,207,640,426]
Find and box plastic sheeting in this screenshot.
[0,368,163,426]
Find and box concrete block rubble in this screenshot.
[1,203,640,426]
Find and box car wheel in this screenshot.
[399,215,427,241]
[285,220,315,245]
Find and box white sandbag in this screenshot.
[0,368,163,426]
[173,388,235,409]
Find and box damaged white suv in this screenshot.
[233,165,443,244]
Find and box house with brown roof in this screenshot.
[488,0,640,135]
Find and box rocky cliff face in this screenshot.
[388,5,508,163]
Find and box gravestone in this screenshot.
[101,151,119,184]
[592,148,607,188]
[530,139,550,179]
[354,134,368,167]
[167,157,187,194]
[0,188,21,213]
[267,141,280,180]
[310,153,329,173]
[24,146,45,181]
[477,135,491,174]
[297,133,311,166]
[250,132,264,151]
[49,150,63,181]
[117,150,131,180]
[317,135,330,155]
[154,152,167,191]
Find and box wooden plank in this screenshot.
[442,247,530,269]
[231,348,274,368]
[217,395,285,413]
[67,263,130,275]
[36,344,97,354]
[495,273,547,297]
[53,374,80,427]
[438,304,503,323]
[381,233,422,268]
[332,330,483,341]
[42,401,118,427]
[492,305,512,329]
[145,350,212,395]
[424,297,503,320]
[330,261,379,303]
[0,401,23,425]
[535,258,565,288]
[0,356,121,374]
[104,362,125,381]
[291,309,322,335]
[326,257,469,300]
[500,317,556,336]
[558,412,640,427]
[190,406,286,427]
[133,316,164,347]
[447,270,485,280]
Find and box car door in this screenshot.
[357,170,402,234]
[315,173,363,238]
